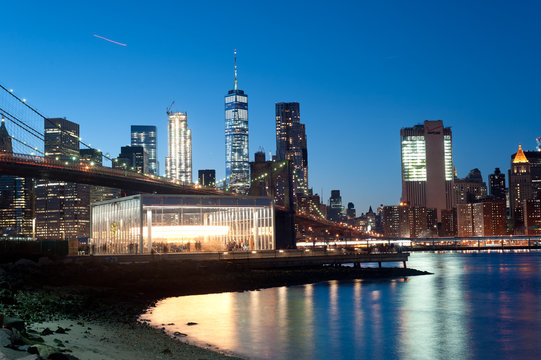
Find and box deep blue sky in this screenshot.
[2,1,540,212]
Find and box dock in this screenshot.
[73,249,409,270]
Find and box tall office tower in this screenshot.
[131,126,158,175]
[327,190,345,222]
[275,102,308,199]
[165,112,192,184]
[0,120,34,238]
[346,202,356,220]
[36,118,90,241]
[509,145,534,233]
[198,169,216,187]
[518,149,541,197]
[400,120,454,220]
[454,168,488,204]
[225,50,249,193]
[114,145,148,174]
[489,168,506,200]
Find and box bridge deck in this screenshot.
[73,249,409,269]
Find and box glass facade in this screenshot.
[91,194,274,254]
[401,135,427,181]
[444,135,453,181]
[166,112,192,184]
[275,102,308,198]
[225,90,249,193]
[131,125,158,175]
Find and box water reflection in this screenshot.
[141,252,541,360]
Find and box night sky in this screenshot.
[2,1,540,212]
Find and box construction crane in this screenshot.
[166,101,175,116]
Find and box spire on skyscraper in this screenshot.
[513,144,529,164]
[234,49,238,91]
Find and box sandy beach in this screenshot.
[1,319,240,360]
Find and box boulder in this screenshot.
[28,344,57,359]
[14,259,38,267]
[40,328,54,336]
[3,317,25,332]
[0,328,12,347]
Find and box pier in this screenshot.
[71,248,409,270]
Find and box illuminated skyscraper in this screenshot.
[0,119,34,238]
[36,118,90,240]
[489,168,506,200]
[225,50,249,193]
[275,102,308,199]
[400,120,454,219]
[165,111,192,184]
[131,125,158,175]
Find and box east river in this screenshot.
[141,252,541,359]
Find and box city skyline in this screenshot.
[2,1,540,211]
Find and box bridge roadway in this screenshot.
[0,153,224,195]
[74,248,409,269]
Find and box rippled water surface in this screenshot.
[141,252,541,359]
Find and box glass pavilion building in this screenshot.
[90,194,274,254]
[225,50,250,194]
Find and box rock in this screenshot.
[0,328,12,347]
[53,339,65,348]
[10,328,25,346]
[54,327,68,334]
[41,328,54,336]
[173,331,187,337]
[3,316,25,332]
[28,344,57,359]
[14,259,38,267]
[186,322,198,326]
[161,348,172,355]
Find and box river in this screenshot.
[140,251,541,359]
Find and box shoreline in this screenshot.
[0,258,430,359]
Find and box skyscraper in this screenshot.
[400,120,454,219]
[509,145,533,233]
[225,50,249,194]
[275,102,308,200]
[36,118,90,241]
[131,125,158,175]
[198,169,216,187]
[327,190,345,222]
[454,168,487,204]
[0,119,34,238]
[114,145,148,174]
[165,111,192,184]
[489,168,506,200]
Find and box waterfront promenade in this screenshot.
[71,248,409,269]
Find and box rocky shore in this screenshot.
[0,257,430,359]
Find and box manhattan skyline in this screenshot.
[2,1,540,211]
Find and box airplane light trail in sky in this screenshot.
[93,34,127,46]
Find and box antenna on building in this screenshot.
[537,137,541,152]
[234,49,238,91]
[166,101,175,116]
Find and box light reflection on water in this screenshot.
[140,252,541,359]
